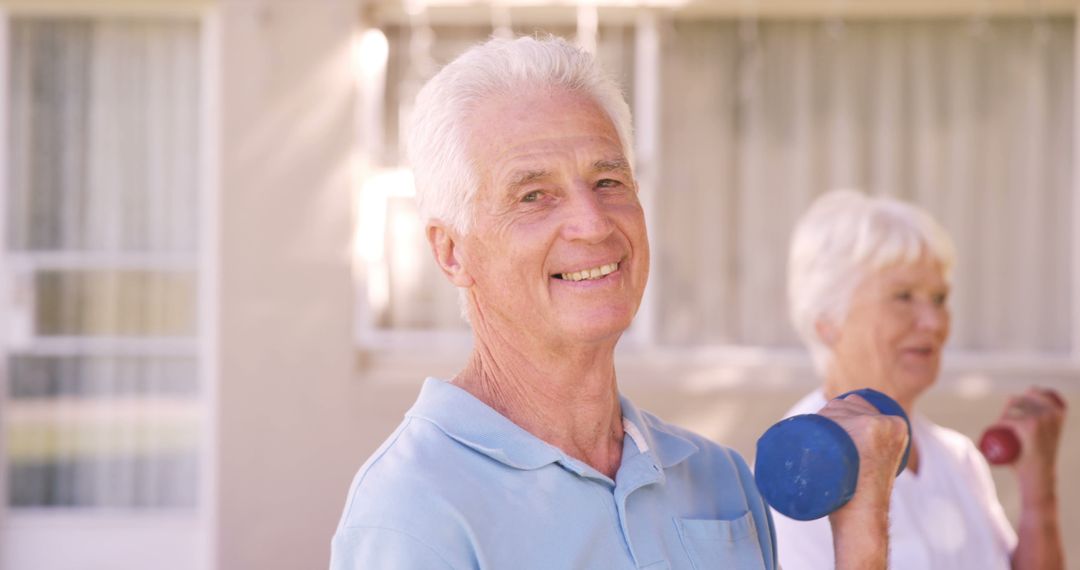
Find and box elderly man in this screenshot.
[331,36,907,569]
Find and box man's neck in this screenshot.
[452,337,625,479]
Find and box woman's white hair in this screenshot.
[406,35,635,234]
[788,190,957,375]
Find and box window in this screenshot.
[1,9,211,570]
[354,11,1078,370]
[652,19,1074,354]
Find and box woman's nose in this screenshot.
[915,301,948,332]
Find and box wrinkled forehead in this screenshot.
[462,87,627,180]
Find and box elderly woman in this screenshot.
[775,189,1066,569]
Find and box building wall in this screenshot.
[217,1,365,568]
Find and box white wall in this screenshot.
[217,1,368,568]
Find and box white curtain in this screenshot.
[654,19,1074,353]
[6,18,201,508]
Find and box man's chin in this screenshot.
[557,316,633,345]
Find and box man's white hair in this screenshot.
[788,190,957,375]
[406,35,635,234]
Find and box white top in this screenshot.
[772,390,1018,570]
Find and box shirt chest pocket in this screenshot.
[675,512,767,570]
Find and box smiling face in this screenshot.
[823,254,951,407]
[432,87,649,353]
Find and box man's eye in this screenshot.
[521,191,541,203]
[596,179,622,189]
[894,291,913,302]
[933,293,949,306]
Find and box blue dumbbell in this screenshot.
[753,388,912,521]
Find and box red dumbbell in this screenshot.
[978,390,1066,465]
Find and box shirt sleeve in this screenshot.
[330,526,457,570]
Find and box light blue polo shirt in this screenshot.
[331,378,777,569]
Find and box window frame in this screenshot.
[0,2,220,569]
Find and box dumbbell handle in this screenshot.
[978,390,1066,465]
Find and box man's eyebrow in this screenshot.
[506,169,550,191]
[503,159,630,193]
[593,158,631,174]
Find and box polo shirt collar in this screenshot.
[618,394,699,468]
[407,378,564,470]
[408,377,699,472]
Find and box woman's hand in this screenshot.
[996,388,1066,505]
[996,388,1066,570]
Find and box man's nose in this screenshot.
[561,185,615,243]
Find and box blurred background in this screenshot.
[0,0,1077,568]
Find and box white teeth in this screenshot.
[560,262,618,282]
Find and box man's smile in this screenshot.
[554,262,619,282]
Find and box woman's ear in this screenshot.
[815,318,840,347]
[427,221,474,288]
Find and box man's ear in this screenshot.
[427,221,474,288]
[815,318,840,347]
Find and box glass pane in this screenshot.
[4,15,203,513]
[7,18,201,253]
[654,19,1074,350]
[6,355,200,508]
[9,355,198,399]
[8,435,199,508]
[378,196,465,329]
[33,270,197,337]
